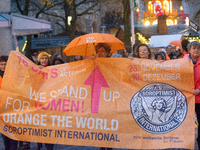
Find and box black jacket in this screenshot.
[0,70,4,78]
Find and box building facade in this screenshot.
[1,0,200,56]
[37,0,200,35]
[0,0,14,56]
[8,0,200,37]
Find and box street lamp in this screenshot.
[180,6,183,17]
[101,26,106,33]
[136,8,140,19]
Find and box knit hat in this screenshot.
[38,52,51,61]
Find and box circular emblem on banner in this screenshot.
[130,83,187,134]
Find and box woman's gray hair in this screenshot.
[187,41,200,51]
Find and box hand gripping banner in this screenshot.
[0,51,195,149]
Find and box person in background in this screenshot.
[30,49,39,64]
[122,46,131,58]
[176,48,182,58]
[158,48,170,60]
[95,43,111,58]
[0,56,8,89]
[111,53,122,57]
[0,56,18,150]
[122,49,129,58]
[111,49,123,58]
[74,55,83,61]
[172,55,178,59]
[151,52,156,60]
[38,52,51,67]
[135,43,151,59]
[132,42,140,58]
[183,41,200,149]
[94,43,112,150]
[155,47,160,55]
[52,57,65,65]
[155,51,166,61]
[166,45,175,59]
[180,39,190,58]
[37,52,54,150]
[51,53,65,63]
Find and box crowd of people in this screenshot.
[0,39,200,150]
[97,40,190,61]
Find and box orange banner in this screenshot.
[0,51,195,149]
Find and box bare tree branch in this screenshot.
[30,1,48,18]
[55,22,65,30]
[42,12,66,21]
[30,1,64,16]
[75,0,88,7]
[77,1,99,16]
[42,2,64,12]
[15,0,24,14]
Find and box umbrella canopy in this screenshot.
[63,33,125,56]
[170,40,181,47]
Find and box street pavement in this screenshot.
[0,131,198,150]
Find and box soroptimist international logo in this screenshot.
[130,83,187,134]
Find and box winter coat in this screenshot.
[184,54,200,103]
[0,76,2,89]
[0,69,3,78]
[0,70,4,89]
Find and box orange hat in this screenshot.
[38,52,51,61]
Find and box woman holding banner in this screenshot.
[0,56,8,89]
[93,43,112,150]
[0,56,18,150]
[95,43,111,58]
[184,41,200,149]
[37,52,54,150]
[135,43,152,59]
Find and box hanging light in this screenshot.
[136,8,140,19]
[180,6,183,17]
[163,5,166,14]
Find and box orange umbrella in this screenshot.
[63,33,125,56]
[170,40,181,47]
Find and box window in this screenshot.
[166,19,173,26]
[148,1,171,14]
[170,1,172,13]
[163,0,169,13]
[148,1,154,13]
[175,19,177,25]
[153,20,158,25]
[145,21,150,26]
[148,1,162,14]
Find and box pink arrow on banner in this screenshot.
[84,66,109,113]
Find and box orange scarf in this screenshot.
[180,52,189,58]
[0,76,2,89]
